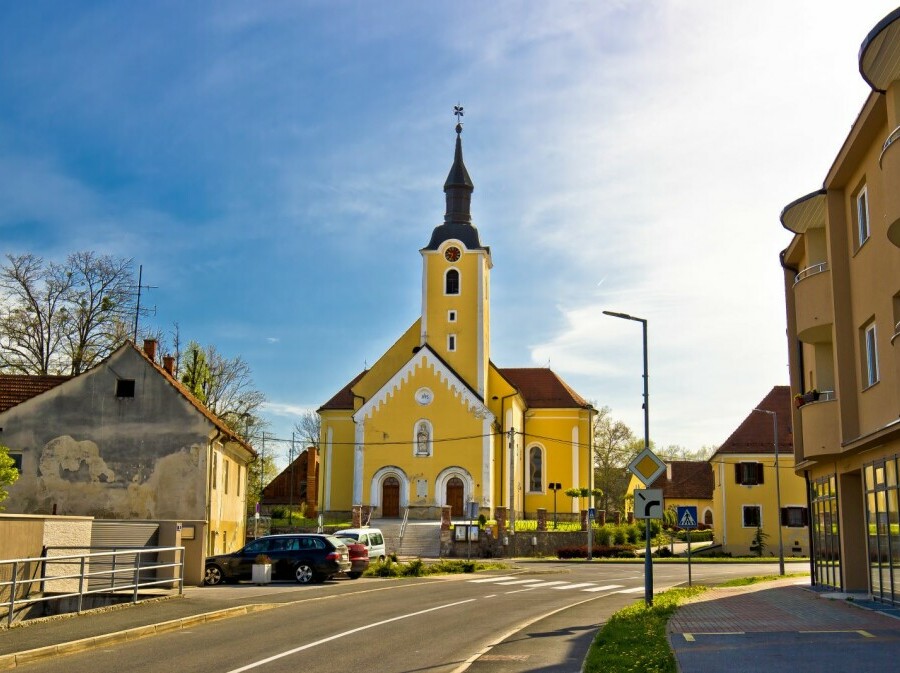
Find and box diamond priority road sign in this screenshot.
[628,447,666,486]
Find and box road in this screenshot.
[17,562,785,673]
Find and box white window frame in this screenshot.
[742,504,762,528]
[444,268,461,296]
[448,310,457,322]
[856,185,870,248]
[865,321,879,387]
[448,334,456,352]
[527,444,544,493]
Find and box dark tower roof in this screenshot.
[424,123,487,251]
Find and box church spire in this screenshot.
[424,106,485,251]
[443,112,474,224]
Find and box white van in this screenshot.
[335,528,387,562]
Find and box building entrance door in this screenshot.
[447,477,464,518]
[382,477,400,518]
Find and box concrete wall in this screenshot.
[0,346,211,520]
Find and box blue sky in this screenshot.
[2,1,896,465]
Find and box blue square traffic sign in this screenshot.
[677,506,698,529]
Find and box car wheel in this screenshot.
[294,562,315,584]
[347,572,362,580]
[204,564,225,586]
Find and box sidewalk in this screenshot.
[668,577,900,673]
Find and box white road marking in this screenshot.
[495,579,545,586]
[581,584,624,593]
[224,598,477,673]
[469,575,516,583]
[552,583,598,590]
[616,587,646,594]
[506,580,568,587]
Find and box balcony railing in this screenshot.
[794,262,828,285]
[880,124,900,167]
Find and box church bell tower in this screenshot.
[420,111,492,398]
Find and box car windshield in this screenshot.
[336,532,358,541]
[327,536,348,548]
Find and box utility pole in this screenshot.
[289,432,295,527]
[508,427,515,539]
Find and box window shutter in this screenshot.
[801,508,809,527]
[734,463,742,483]
[757,463,765,484]
[780,507,788,526]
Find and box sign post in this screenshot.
[677,506,698,586]
[628,447,666,606]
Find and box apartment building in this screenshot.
[780,7,900,603]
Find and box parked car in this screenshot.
[204,534,351,585]
[334,527,387,563]
[342,539,369,579]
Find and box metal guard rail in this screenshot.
[0,546,184,628]
[794,262,828,285]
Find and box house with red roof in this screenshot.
[317,123,595,523]
[0,340,255,583]
[708,386,809,557]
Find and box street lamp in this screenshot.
[549,482,563,528]
[752,407,785,576]
[603,309,652,605]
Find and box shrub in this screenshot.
[556,545,636,559]
[613,527,627,545]
[270,506,287,519]
[595,526,611,546]
[401,558,426,576]
[655,547,674,558]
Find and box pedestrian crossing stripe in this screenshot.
[468,577,627,593]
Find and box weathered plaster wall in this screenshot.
[0,347,211,521]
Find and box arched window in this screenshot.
[703,509,713,526]
[528,445,543,492]
[445,269,460,295]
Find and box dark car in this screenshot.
[342,539,369,579]
[204,534,351,585]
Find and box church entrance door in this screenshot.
[447,477,464,518]
[382,477,400,518]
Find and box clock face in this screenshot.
[444,246,461,262]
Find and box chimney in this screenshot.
[163,355,175,376]
[143,339,158,362]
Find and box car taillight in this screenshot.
[326,551,340,561]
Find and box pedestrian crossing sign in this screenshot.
[677,506,698,529]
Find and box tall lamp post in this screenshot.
[752,407,785,576]
[603,310,652,605]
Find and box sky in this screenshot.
[2,1,897,466]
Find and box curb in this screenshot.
[0,603,278,670]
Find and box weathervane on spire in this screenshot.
[454,104,464,133]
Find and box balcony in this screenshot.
[793,263,833,343]
[798,396,841,460]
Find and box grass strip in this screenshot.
[583,586,706,673]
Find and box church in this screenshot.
[317,118,596,522]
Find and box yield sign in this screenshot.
[628,447,666,486]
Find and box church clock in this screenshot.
[444,246,461,262]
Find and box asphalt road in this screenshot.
[14,562,784,673]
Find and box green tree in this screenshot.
[180,341,211,404]
[246,451,280,515]
[0,444,20,511]
[592,406,638,516]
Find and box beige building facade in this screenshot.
[780,8,900,603]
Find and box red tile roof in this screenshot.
[713,386,793,456]
[498,368,592,409]
[648,461,714,499]
[318,370,367,411]
[0,375,71,413]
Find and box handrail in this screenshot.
[879,124,900,167]
[1,546,184,627]
[794,262,828,285]
[397,507,410,554]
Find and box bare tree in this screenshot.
[63,252,135,374]
[293,410,321,449]
[592,405,637,516]
[0,254,75,374]
[0,252,135,375]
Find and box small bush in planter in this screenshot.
[254,554,272,565]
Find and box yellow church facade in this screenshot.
[317,122,595,521]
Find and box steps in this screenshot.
[369,519,441,559]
